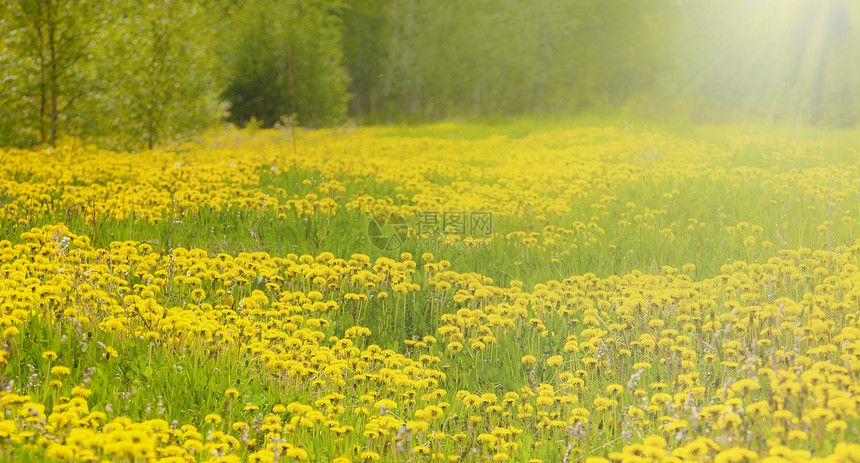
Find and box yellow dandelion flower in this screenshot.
[2,327,19,339]
[104,346,119,359]
[606,384,623,395]
[447,342,463,354]
[546,355,564,367]
[360,451,380,461]
[50,365,71,376]
[826,420,847,433]
[414,446,431,456]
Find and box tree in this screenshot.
[344,0,683,121]
[0,0,102,147]
[1,0,224,150]
[222,0,350,128]
[87,0,223,149]
[342,0,389,120]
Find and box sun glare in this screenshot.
[698,0,858,123]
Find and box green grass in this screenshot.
[4,119,860,461]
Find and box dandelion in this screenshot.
[249,450,275,463]
[477,433,498,446]
[826,420,848,434]
[2,327,19,339]
[360,451,380,461]
[413,445,431,456]
[593,397,617,411]
[606,384,623,395]
[46,443,75,461]
[104,346,119,359]
[730,378,760,395]
[0,420,16,438]
[50,365,71,376]
[546,355,563,367]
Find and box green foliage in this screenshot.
[4,0,860,149]
[0,0,223,150]
[344,0,683,122]
[84,0,224,150]
[342,0,388,118]
[343,0,860,126]
[222,0,350,127]
[0,0,104,147]
[0,3,39,147]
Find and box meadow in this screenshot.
[1,121,860,462]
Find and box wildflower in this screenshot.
[184,439,204,453]
[477,433,498,446]
[46,443,75,461]
[714,447,758,463]
[360,451,380,461]
[2,327,19,339]
[825,420,847,433]
[414,446,431,456]
[787,430,808,442]
[0,420,16,438]
[50,365,71,376]
[730,378,759,394]
[104,346,119,359]
[628,408,645,419]
[232,421,248,432]
[249,450,275,463]
[444,341,463,354]
[521,355,537,365]
[285,447,308,460]
[606,384,623,395]
[593,397,617,411]
[546,355,564,367]
[71,386,92,398]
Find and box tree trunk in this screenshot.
[48,0,57,147]
[34,1,46,144]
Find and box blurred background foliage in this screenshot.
[1,0,858,150]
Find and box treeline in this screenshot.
[345,0,681,121]
[2,0,858,149]
[1,0,224,149]
[0,0,348,149]
[349,0,860,126]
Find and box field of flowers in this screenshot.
[2,122,860,462]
